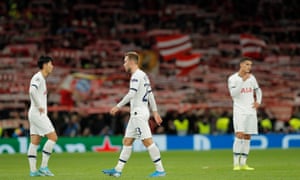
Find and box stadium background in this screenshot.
[0,0,300,150]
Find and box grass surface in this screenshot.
[0,149,299,180]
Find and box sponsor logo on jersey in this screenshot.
[131,78,138,82]
[241,87,253,93]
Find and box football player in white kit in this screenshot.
[27,56,57,176]
[102,51,166,177]
[228,57,262,171]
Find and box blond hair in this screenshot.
[125,51,139,64]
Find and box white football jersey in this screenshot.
[29,71,48,114]
[129,69,151,112]
[228,72,260,114]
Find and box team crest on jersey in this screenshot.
[241,87,253,93]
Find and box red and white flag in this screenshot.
[240,34,266,59]
[176,53,202,76]
[156,34,192,61]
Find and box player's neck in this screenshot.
[40,69,48,78]
[130,66,139,74]
[238,70,247,77]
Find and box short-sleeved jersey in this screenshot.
[129,69,151,113]
[228,72,259,114]
[29,71,47,114]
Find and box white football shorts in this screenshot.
[233,113,258,134]
[28,112,55,136]
[125,110,152,140]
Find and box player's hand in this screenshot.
[38,107,45,114]
[153,111,163,126]
[252,102,260,109]
[110,106,119,116]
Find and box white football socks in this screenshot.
[115,146,132,172]
[240,139,250,166]
[28,143,38,172]
[41,140,56,168]
[233,137,243,166]
[148,143,164,172]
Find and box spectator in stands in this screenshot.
[196,118,211,135]
[79,110,93,137]
[48,111,68,136]
[62,113,81,137]
[259,111,273,134]
[215,111,231,134]
[1,129,10,138]
[195,109,214,135]
[162,111,177,134]
[288,114,300,133]
[8,2,21,19]
[228,57,262,171]
[12,123,27,137]
[173,113,189,136]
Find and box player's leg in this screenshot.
[28,134,43,176]
[115,137,134,171]
[143,138,166,177]
[38,115,57,176]
[102,137,134,177]
[138,116,165,177]
[103,119,135,177]
[232,113,246,170]
[28,113,44,176]
[233,132,244,170]
[240,115,257,170]
[239,134,254,170]
[39,131,57,176]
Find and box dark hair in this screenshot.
[125,51,139,64]
[240,57,252,63]
[37,56,53,69]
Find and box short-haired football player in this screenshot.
[228,57,262,171]
[102,51,166,177]
[27,56,57,176]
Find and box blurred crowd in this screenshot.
[1,0,300,138]
[1,107,300,138]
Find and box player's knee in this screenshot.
[30,135,41,145]
[142,138,153,147]
[31,140,41,145]
[47,132,58,142]
[244,134,251,140]
[235,133,244,139]
[51,136,58,142]
[123,138,134,146]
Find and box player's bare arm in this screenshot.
[153,111,163,126]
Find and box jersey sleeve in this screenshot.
[148,91,158,112]
[29,75,42,108]
[252,75,262,104]
[228,75,243,98]
[116,75,139,108]
[252,75,260,89]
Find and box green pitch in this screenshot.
[0,149,299,180]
